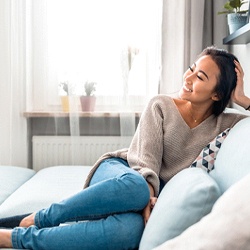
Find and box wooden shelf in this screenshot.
[223,23,250,44]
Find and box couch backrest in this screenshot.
[210,117,250,193]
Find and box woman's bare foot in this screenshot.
[19,212,36,227]
[0,229,13,248]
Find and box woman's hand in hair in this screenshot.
[231,60,250,109]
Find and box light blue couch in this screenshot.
[0,116,250,250]
[0,166,92,220]
[0,166,92,250]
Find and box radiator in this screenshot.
[32,136,133,171]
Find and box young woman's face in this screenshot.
[179,55,220,105]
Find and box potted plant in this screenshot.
[59,81,70,112]
[80,81,97,112]
[218,0,249,34]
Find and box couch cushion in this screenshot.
[153,172,250,250]
[0,166,91,218]
[139,168,221,250]
[0,166,35,205]
[210,117,250,193]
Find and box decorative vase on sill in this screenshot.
[80,81,97,112]
[218,0,249,34]
[60,96,70,112]
[59,81,70,112]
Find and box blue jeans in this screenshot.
[11,158,150,250]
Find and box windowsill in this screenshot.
[23,111,141,118]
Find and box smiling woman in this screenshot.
[167,46,248,131]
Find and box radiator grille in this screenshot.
[32,136,132,171]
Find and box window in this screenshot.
[31,0,162,111]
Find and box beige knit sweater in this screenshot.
[84,95,247,196]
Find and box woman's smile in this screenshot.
[183,85,193,93]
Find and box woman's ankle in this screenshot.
[0,229,13,248]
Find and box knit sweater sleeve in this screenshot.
[127,96,165,196]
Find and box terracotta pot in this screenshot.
[80,96,96,112]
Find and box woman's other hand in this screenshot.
[142,196,157,225]
[142,182,157,225]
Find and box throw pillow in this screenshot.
[190,128,230,172]
[139,168,221,250]
[152,172,250,250]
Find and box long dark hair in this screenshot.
[198,46,239,116]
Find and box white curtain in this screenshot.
[0,0,28,167]
[30,0,162,112]
[30,0,162,146]
[0,0,162,168]
[160,0,206,95]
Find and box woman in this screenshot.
[0,46,249,249]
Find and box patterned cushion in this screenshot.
[190,128,230,172]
